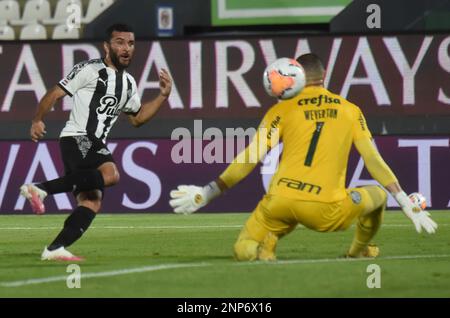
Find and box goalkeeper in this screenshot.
[169,53,437,261]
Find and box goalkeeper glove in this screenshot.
[169,181,221,215]
[393,191,438,234]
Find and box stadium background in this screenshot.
[0,0,449,213]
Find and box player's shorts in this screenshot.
[239,185,386,243]
[59,135,114,196]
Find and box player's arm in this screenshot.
[31,61,94,142]
[353,137,398,187]
[30,85,67,142]
[354,136,437,234]
[127,69,172,127]
[216,125,276,190]
[169,108,281,214]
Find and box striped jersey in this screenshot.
[58,58,141,142]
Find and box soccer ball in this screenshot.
[409,192,427,210]
[263,57,306,100]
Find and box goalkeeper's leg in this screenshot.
[346,186,387,257]
[234,196,296,261]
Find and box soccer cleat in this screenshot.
[41,246,84,261]
[361,243,380,258]
[258,232,278,261]
[20,184,47,215]
[345,243,380,258]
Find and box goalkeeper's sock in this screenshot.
[348,186,386,257]
[348,208,384,257]
[48,206,96,251]
[37,169,104,195]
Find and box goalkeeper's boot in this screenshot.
[361,243,380,258]
[345,243,380,258]
[41,246,84,261]
[258,232,278,261]
[20,184,47,215]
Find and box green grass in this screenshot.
[0,211,449,298]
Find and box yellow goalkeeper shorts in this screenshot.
[239,185,386,243]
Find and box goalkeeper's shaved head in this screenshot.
[296,53,325,86]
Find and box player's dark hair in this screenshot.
[105,23,134,42]
[296,53,325,84]
[296,53,325,76]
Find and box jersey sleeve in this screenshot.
[258,106,282,150]
[122,78,142,115]
[352,107,373,141]
[58,62,93,97]
[354,137,398,187]
[219,105,282,189]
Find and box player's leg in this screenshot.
[345,185,387,257]
[36,156,119,194]
[21,136,119,213]
[234,195,296,261]
[40,138,119,260]
[43,161,118,250]
[42,190,101,261]
[35,169,105,194]
[97,161,120,187]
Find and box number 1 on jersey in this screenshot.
[304,122,324,167]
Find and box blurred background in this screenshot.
[0,0,449,214]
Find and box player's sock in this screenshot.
[48,206,96,251]
[37,169,104,195]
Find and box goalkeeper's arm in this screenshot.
[169,127,276,214]
[354,137,437,234]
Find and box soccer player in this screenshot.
[169,53,437,261]
[20,24,172,261]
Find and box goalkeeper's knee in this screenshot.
[234,239,259,261]
[366,185,388,210]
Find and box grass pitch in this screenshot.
[0,211,449,298]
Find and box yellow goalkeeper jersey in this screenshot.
[219,85,398,202]
[262,86,373,202]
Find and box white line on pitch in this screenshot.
[235,254,450,266]
[0,263,209,287]
[0,225,243,230]
[0,224,448,231]
[2,254,450,288]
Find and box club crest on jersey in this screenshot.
[350,191,362,204]
[97,95,120,116]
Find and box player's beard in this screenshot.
[110,49,131,71]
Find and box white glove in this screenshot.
[169,182,221,215]
[394,191,438,234]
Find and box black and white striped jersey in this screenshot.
[58,58,141,142]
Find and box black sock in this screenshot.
[48,206,96,250]
[38,169,104,195]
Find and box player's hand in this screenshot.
[169,182,222,215]
[394,191,438,234]
[408,209,438,234]
[169,185,207,215]
[159,68,172,98]
[30,120,47,142]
